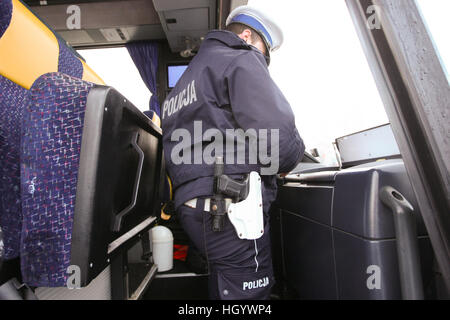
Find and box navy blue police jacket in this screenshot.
[161,30,305,212]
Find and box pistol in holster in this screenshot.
[210,156,249,232]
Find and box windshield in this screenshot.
[248,0,448,166]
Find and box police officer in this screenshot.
[161,5,304,300]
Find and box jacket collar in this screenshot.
[205,30,251,49]
[204,30,270,66]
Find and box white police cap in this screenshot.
[226,5,284,52]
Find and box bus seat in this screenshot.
[20,72,163,287]
[0,76,28,260]
[143,110,161,128]
[0,0,104,88]
[0,0,59,89]
[0,0,12,39]
[57,38,83,80]
[20,73,94,287]
[0,0,23,261]
[0,0,104,261]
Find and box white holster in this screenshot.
[227,172,264,240]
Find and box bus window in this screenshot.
[77,47,151,112]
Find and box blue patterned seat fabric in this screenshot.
[21,72,93,286]
[0,0,21,261]
[0,0,87,261]
[0,76,28,260]
[57,38,83,79]
[0,0,12,39]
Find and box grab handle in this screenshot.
[380,186,424,300]
[113,132,144,232]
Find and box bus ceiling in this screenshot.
[23,0,248,52]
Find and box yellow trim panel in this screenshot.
[80,59,105,85]
[0,0,58,89]
[152,112,161,127]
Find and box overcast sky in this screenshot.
[79,0,448,165]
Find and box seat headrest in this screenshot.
[0,0,104,89]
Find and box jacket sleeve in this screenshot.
[224,51,305,174]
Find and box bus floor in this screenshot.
[142,259,209,300]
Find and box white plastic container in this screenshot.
[150,226,173,272]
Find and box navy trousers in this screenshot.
[177,197,274,300]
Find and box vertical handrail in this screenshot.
[380,186,424,300]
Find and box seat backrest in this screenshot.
[20,72,164,287]
[0,0,104,261]
[21,73,94,286]
[0,76,28,260]
[0,0,29,259]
